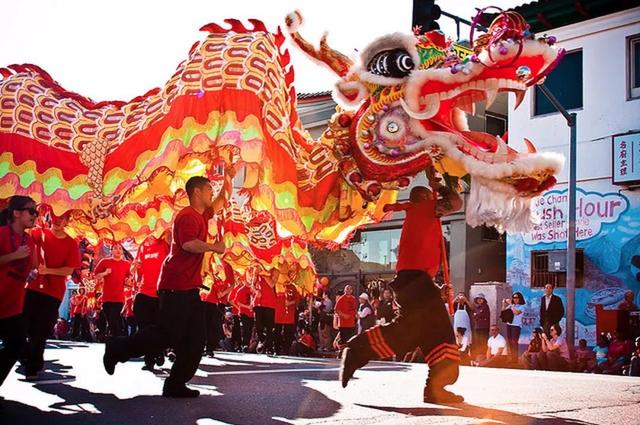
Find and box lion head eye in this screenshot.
[366,49,414,78]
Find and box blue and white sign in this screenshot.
[613,131,640,185]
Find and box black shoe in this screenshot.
[423,387,464,404]
[155,355,165,367]
[141,364,154,372]
[205,351,215,358]
[162,383,200,398]
[103,338,124,375]
[340,347,368,388]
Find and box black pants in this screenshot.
[115,289,205,388]
[254,306,275,352]
[347,270,460,390]
[23,290,61,376]
[240,314,254,348]
[472,327,489,356]
[506,325,521,362]
[0,314,26,387]
[133,294,161,367]
[204,302,223,352]
[274,323,296,355]
[72,313,91,341]
[103,302,124,337]
[291,341,314,357]
[231,315,241,350]
[339,327,356,344]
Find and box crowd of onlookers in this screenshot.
[53,275,640,377]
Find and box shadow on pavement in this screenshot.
[358,403,595,425]
[1,355,346,425]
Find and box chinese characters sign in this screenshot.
[613,131,640,185]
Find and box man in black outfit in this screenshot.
[539,283,565,335]
[103,176,224,398]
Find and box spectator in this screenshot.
[533,324,571,371]
[441,284,453,316]
[317,299,334,352]
[219,312,235,352]
[618,291,638,311]
[376,288,395,325]
[321,292,333,314]
[574,338,596,373]
[456,327,471,365]
[452,292,473,346]
[357,293,375,334]
[539,283,564,335]
[625,336,640,377]
[521,327,543,369]
[600,331,632,375]
[472,325,508,368]
[291,327,316,357]
[334,285,357,345]
[53,318,69,340]
[592,333,610,372]
[502,292,526,363]
[472,293,490,357]
[369,287,380,318]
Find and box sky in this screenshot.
[0,0,523,100]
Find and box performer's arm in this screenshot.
[38,265,75,277]
[435,187,463,216]
[182,239,224,254]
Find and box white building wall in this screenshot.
[508,7,640,183]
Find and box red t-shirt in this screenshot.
[300,333,316,350]
[94,258,131,303]
[27,228,80,301]
[335,294,357,328]
[234,285,254,318]
[158,207,213,291]
[392,197,442,277]
[204,278,220,304]
[0,225,35,319]
[253,276,277,309]
[136,238,169,298]
[274,290,299,325]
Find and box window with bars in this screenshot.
[530,249,584,288]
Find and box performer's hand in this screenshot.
[12,245,31,260]
[209,241,225,253]
[104,268,112,276]
[382,204,392,213]
[38,264,50,275]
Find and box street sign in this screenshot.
[612,131,640,185]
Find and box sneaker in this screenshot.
[423,387,464,404]
[155,355,165,367]
[205,351,215,358]
[103,338,124,375]
[339,347,368,388]
[24,373,39,381]
[162,383,200,398]
[167,351,176,362]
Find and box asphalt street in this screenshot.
[1,340,639,424]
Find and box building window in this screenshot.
[629,35,640,99]
[534,50,583,116]
[531,249,584,288]
[485,113,506,138]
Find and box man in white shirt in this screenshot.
[472,325,508,368]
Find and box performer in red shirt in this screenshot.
[132,231,170,370]
[232,280,254,352]
[70,288,90,341]
[94,243,131,337]
[0,196,37,389]
[340,183,464,404]
[274,283,299,355]
[252,273,277,354]
[23,212,80,379]
[334,285,357,346]
[104,176,224,398]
